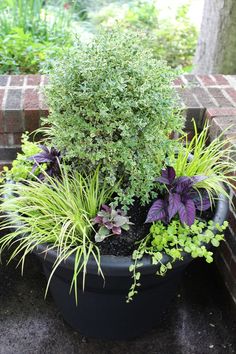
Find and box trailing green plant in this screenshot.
[127,218,228,302]
[43,29,184,207]
[169,120,236,205]
[0,132,42,182]
[0,164,116,303]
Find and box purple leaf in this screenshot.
[28,145,61,179]
[104,221,113,230]
[174,176,193,193]
[178,199,196,226]
[93,204,132,242]
[156,166,176,185]
[112,226,122,235]
[93,216,103,224]
[145,199,166,223]
[168,193,181,221]
[195,198,211,211]
[101,204,111,213]
[192,191,211,211]
[29,154,52,163]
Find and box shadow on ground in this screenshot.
[0,252,235,354]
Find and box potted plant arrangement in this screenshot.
[0,30,234,340]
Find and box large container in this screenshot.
[35,194,228,340]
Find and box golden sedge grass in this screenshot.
[171,119,236,206]
[0,164,116,304]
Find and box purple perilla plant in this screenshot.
[93,204,134,242]
[29,145,61,180]
[146,166,211,226]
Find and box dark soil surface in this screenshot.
[97,200,150,256]
[0,252,236,354]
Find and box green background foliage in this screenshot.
[0,0,198,74]
[0,0,73,73]
[90,1,198,70]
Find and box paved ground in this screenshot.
[0,253,236,354]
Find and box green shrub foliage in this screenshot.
[44,30,184,206]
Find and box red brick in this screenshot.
[23,88,39,110]
[24,110,40,132]
[10,75,24,86]
[26,75,41,86]
[205,107,236,119]
[5,89,22,110]
[23,88,40,132]
[0,76,9,86]
[197,75,216,86]
[13,133,22,145]
[190,87,216,107]
[39,92,49,117]
[5,111,23,133]
[183,75,200,85]
[40,109,49,118]
[0,133,9,146]
[173,77,184,86]
[175,88,200,107]
[225,88,236,102]
[210,116,236,138]
[213,75,229,85]
[207,88,232,107]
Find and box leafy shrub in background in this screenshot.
[0,0,74,74]
[150,4,198,70]
[44,30,184,207]
[0,0,73,41]
[0,28,71,74]
[91,1,198,70]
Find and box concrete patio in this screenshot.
[0,253,235,354]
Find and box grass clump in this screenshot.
[0,164,115,302]
[171,120,236,204]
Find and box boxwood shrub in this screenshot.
[44,30,184,206]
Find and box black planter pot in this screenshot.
[34,194,229,340]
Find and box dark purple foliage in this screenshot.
[93,204,133,242]
[146,166,210,226]
[29,145,61,180]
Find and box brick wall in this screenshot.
[1,73,236,305]
[0,74,48,168]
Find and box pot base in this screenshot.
[42,262,188,340]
